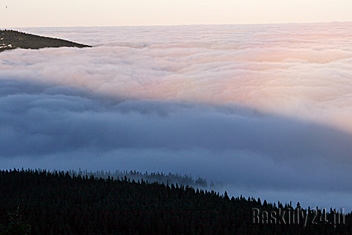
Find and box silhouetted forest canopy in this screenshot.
[0,30,91,52]
[70,169,210,188]
[0,169,351,234]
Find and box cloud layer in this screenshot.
[1,23,352,209]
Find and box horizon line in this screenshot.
[2,20,352,29]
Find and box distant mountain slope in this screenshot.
[0,29,91,52]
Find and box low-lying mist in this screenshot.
[1,23,352,210]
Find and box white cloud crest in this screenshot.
[1,23,352,209]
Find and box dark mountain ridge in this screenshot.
[0,29,91,52]
[0,169,351,234]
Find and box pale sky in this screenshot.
[1,0,352,27]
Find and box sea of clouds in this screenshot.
[1,22,352,209]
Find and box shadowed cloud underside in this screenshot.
[1,23,352,209]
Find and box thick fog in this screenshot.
[1,23,352,209]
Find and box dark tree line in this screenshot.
[70,169,209,188]
[0,169,351,234]
[0,30,91,52]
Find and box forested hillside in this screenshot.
[0,169,351,235]
[70,169,209,188]
[0,30,91,52]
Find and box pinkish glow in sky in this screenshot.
[1,0,352,27]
